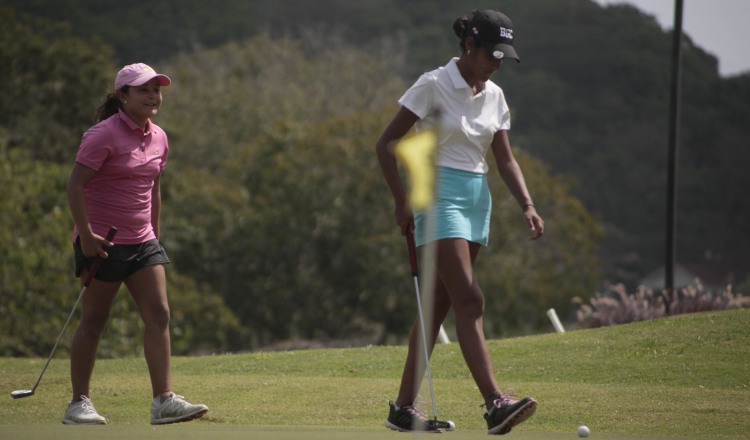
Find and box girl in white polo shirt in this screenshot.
[376,10,543,435]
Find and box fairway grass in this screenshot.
[1,309,749,439]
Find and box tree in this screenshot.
[0,142,75,356]
[0,5,113,163]
[8,0,749,296]
[155,36,602,346]
[0,9,245,356]
[0,140,245,357]
[479,153,602,336]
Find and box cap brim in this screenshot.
[487,43,520,63]
[154,74,171,86]
[128,73,172,87]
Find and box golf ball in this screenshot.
[577,425,590,437]
[446,420,456,431]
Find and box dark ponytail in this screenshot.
[94,86,129,123]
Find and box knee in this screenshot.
[452,287,485,320]
[143,303,171,330]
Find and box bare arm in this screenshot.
[375,106,421,235]
[67,162,113,257]
[490,130,544,240]
[151,173,162,240]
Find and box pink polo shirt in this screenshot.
[73,109,169,244]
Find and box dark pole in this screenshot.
[665,0,684,315]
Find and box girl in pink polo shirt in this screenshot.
[64,63,208,425]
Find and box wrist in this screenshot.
[522,203,535,211]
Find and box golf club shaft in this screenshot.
[405,230,439,421]
[29,226,117,393]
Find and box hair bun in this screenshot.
[452,16,469,38]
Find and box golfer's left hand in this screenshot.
[524,206,544,240]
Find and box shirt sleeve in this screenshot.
[398,73,436,119]
[497,88,511,131]
[76,123,113,171]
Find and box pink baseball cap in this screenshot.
[114,63,171,90]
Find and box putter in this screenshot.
[11,226,118,399]
[404,230,455,431]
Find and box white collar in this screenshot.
[446,58,471,90]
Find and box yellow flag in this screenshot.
[393,130,437,210]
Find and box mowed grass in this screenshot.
[1,309,749,439]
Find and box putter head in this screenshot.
[11,389,34,399]
[428,419,455,431]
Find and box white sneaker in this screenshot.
[150,393,208,425]
[62,395,107,425]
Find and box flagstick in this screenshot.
[418,199,439,419]
[392,126,447,427]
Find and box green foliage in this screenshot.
[479,155,602,337]
[0,5,113,162]
[0,6,604,353]
[155,36,416,347]
[221,115,411,347]
[676,73,750,275]
[92,272,247,358]
[483,1,750,286]
[0,142,75,356]
[166,270,247,355]
[159,35,406,171]
[11,0,742,290]
[0,7,245,358]
[0,141,244,357]
[8,0,746,352]
[150,36,602,348]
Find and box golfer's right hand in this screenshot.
[80,232,112,259]
[395,204,414,236]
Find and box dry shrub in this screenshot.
[575,279,750,328]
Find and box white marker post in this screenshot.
[546,308,565,333]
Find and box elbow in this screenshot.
[375,139,391,163]
[375,136,386,154]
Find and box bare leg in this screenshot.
[394,276,452,407]
[125,264,172,398]
[434,239,500,402]
[70,275,121,401]
[395,238,500,407]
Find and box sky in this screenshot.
[594,0,750,77]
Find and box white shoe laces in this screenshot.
[79,396,98,413]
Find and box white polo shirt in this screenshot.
[398,57,511,174]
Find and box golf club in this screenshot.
[404,229,455,431]
[11,226,118,399]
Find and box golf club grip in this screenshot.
[82,226,118,287]
[405,229,419,276]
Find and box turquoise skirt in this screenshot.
[414,166,491,247]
